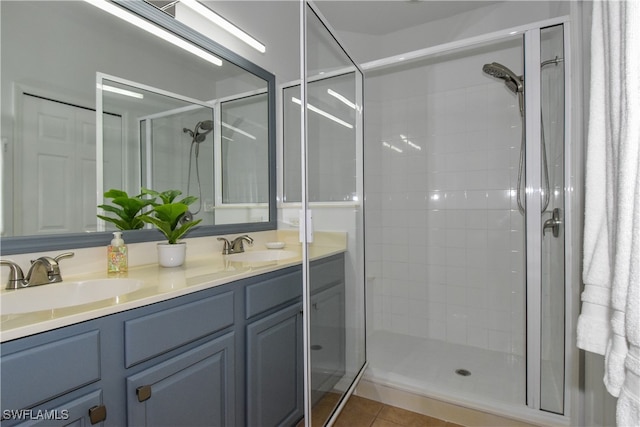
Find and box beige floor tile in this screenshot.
[377,405,446,427]
[333,407,376,427]
[371,418,405,427]
[299,393,459,427]
[345,396,385,417]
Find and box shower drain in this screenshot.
[455,369,471,377]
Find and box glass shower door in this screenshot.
[539,23,566,415]
[301,2,366,425]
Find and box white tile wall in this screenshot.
[365,43,526,356]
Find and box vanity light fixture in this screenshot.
[180,0,266,53]
[291,97,353,129]
[83,0,223,66]
[97,83,144,99]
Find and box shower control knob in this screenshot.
[543,208,562,238]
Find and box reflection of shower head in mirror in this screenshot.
[181,119,213,223]
[183,120,214,144]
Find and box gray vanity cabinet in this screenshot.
[123,290,238,427]
[0,253,345,427]
[310,284,345,404]
[126,333,235,427]
[246,304,303,427]
[245,267,304,426]
[0,324,107,427]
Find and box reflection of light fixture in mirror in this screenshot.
[97,83,144,99]
[221,122,256,140]
[382,141,403,153]
[180,0,266,53]
[327,89,357,110]
[291,97,353,129]
[83,0,222,66]
[400,134,421,151]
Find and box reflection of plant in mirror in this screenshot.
[98,189,156,230]
[139,189,202,244]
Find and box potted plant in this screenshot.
[97,189,155,230]
[139,189,202,267]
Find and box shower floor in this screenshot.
[365,330,526,407]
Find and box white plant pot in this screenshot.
[157,242,186,268]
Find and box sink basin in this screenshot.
[0,278,143,315]
[226,250,299,263]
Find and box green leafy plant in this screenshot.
[98,189,156,230]
[139,189,202,244]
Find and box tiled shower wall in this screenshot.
[364,42,527,356]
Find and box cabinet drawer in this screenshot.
[245,269,301,319]
[125,291,234,367]
[310,254,345,292]
[0,330,100,411]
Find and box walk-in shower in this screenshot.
[362,20,571,424]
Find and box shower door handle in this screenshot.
[543,208,562,238]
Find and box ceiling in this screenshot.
[315,1,503,36]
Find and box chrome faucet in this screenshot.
[217,235,253,255]
[0,252,74,290]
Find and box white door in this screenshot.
[18,95,98,235]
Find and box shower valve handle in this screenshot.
[543,208,562,238]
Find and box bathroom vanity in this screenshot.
[0,252,345,427]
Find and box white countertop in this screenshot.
[0,231,346,343]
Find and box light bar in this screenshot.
[180,0,266,53]
[291,97,353,129]
[221,122,256,140]
[84,0,222,66]
[97,83,144,99]
[327,89,357,110]
[382,141,403,153]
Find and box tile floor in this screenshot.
[299,394,465,427]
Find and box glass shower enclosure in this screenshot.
[283,1,367,425]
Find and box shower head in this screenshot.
[184,120,214,144]
[193,120,213,143]
[482,62,524,93]
[196,120,213,132]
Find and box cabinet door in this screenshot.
[5,390,104,427]
[311,284,345,403]
[246,304,303,427]
[126,333,235,427]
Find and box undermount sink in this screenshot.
[226,250,299,263]
[0,278,143,315]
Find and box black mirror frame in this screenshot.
[1,0,276,255]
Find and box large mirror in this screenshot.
[1,0,276,254]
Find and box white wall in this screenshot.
[365,40,526,354]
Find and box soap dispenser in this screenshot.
[107,231,128,273]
